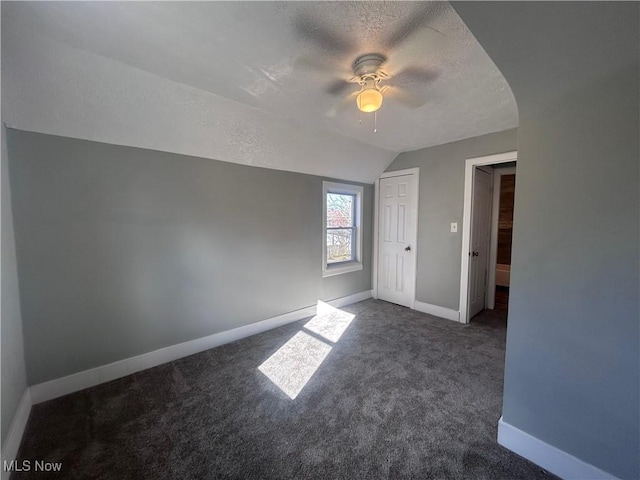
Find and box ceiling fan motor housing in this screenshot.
[353,54,386,77]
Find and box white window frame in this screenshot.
[322,181,363,277]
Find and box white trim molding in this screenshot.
[326,290,372,308]
[30,290,373,404]
[378,168,420,180]
[497,417,619,480]
[414,301,460,322]
[372,178,380,299]
[1,389,32,480]
[460,151,517,324]
[373,167,420,308]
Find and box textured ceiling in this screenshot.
[2,2,517,183]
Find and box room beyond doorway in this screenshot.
[491,168,516,313]
[460,151,517,324]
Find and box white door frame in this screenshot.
[372,167,420,308]
[487,166,517,309]
[459,151,517,323]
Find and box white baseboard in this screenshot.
[497,416,619,480]
[30,290,372,405]
[1,389,32,480]
[327,290,372,308]
[414,301,460,322]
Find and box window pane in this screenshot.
[327,193,354,228]
[327,229,354,263]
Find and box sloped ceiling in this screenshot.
[2,2,517,183]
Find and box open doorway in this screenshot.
[459,151,517,324]
[487,166,516,313]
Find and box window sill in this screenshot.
[323,261,363,278]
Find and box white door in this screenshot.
[377,173,417,308]
[468,168,493,319]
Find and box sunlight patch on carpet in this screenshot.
[258,302,356,399]
[304,301,355,343]
[258,331,332,399]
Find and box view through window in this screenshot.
[326,193,356,264]
[322,181,362,277]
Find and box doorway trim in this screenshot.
[372,167,420,308]
[487,166,517,309]
[459,151,517,323]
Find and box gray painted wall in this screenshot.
[7,130,373,385]
[386,129,517,311]
[453,2,639,479]
[1,124,28,444]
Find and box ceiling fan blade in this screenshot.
[326,91,359,118]
[383,3,447,51]
[381,26,447,76]
[325,79,356,96]
[391,67,440,87]
[383,85,428,109]
[293,14,355,56]
[294,55,352,78]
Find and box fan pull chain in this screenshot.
[374,110,377,133]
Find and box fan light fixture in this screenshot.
[352,55,387,114]
[351,54,388,131]
[356,87,383,113]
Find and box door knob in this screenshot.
[405,246,411,252]
[472,251,479,257]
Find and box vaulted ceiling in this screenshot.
[2,2,517,183]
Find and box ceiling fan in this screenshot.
[349,53,389,114]
[293,3,445,119]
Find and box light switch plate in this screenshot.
[451,222,458,233]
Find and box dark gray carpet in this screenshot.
[16,300,553,479]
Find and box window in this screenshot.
[323,181,363,277]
